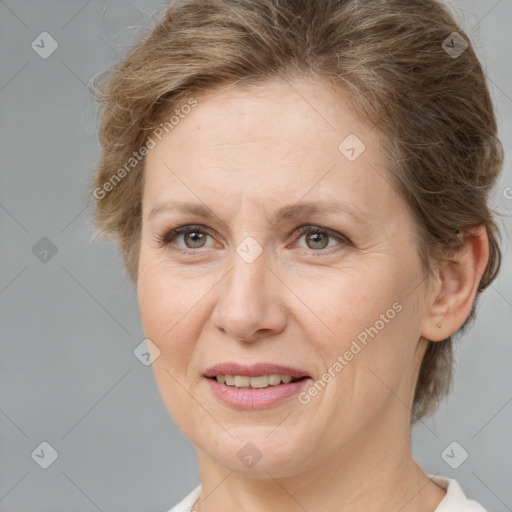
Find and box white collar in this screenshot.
[169,475,486,511]
[428,474,486,511]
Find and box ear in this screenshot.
[420,225,489,342]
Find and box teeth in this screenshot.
[234,375,250,387]
[214,374,301,388]
[248,375,267,388]
[268,374,282,385]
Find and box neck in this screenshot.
[193,410,445,512]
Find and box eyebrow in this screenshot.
[148,200,367,225]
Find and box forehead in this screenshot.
[167,79,363,154]
[142,78,397,224]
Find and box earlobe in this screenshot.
[420,226,489,342]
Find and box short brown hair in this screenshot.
[90,0,504,422]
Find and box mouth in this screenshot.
[203,363,311,408]
[207,374,309,389]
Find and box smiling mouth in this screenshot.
[208,374,308,389]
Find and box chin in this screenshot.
[193,423,317,476]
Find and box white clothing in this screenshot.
[166,474,486,511]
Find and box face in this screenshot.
[137,79,430,477]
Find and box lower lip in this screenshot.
[205,377,310,409]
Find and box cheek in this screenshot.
[137,255,196,362]
[296,259,420,397]
[137,257,206,427]
[288,263,399,350]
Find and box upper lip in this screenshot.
[204,363,311,379]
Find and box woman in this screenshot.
[90,0,504,510]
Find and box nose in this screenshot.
[210,247,287,342]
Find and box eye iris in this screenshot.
[306,232,328,250]
[185,231,206,248]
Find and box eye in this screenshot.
[157,224,350,256]
[293,225,349,254]
[158,225,215,252]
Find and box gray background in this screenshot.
[0,1,510,511]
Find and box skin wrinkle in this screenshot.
[136,79,487,512]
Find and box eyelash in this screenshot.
[156,224,350,257]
